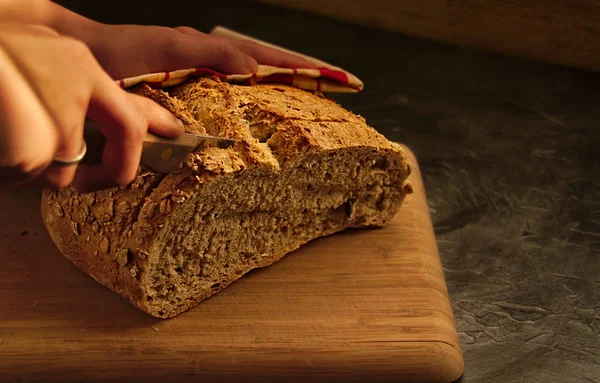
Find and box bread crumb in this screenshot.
[152,326,159,331]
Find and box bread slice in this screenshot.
[41,78,412,318]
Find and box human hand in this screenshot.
[87,24,316,80]
[0,1,315,79]
[0,23,184,192]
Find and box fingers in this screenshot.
[23,24,60,37]
[126,93,184,138]
[229,39,316,69]
[73,77,146,191]
[173,26,203,37]
[1,21,318,194]
[43,145,83,189]
[0,44,58,186]
[91,24,315,80]
[1,28,184,192]
[0,31,94,189]
[0,22,59,37]
[168,31,257,74]
[172,27,315,71]
[73,79,185,192]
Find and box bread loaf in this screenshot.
[41,78,412,318]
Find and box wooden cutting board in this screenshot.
[0,147,463,383]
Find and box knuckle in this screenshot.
[234,39,255,50]
[128,121,147,143]
[166,31,188,59]
[215,38,238,60]
[174,26,198,34]
[228,39,261,57]
[3,137,58,177]
[53,111,87,143]
[30,25,60,37]
[64,37,94,62]
[169,28,200,51]
[13,159,48,178]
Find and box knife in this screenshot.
[81,119,236,174]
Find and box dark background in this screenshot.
[55,1,600,381]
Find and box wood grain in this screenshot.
[255,0,600,72]
[0,147,463,382]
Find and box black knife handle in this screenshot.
[80,120,106,166]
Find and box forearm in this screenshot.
[0,0,100,43]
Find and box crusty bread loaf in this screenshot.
[41,78,412,318]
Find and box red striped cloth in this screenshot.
[117,64,363,93]
[116,26,363,93]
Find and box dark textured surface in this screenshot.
[55,1,600,381]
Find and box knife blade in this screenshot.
[81,119,236,174]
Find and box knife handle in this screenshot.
[79,120,181,166]
[80,120,106,166]
[80,120,199,174]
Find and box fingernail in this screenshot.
[169,114,185,130]
[301,58,318,69]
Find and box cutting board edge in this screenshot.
[0,339,464,382]
[397,143,464,379]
